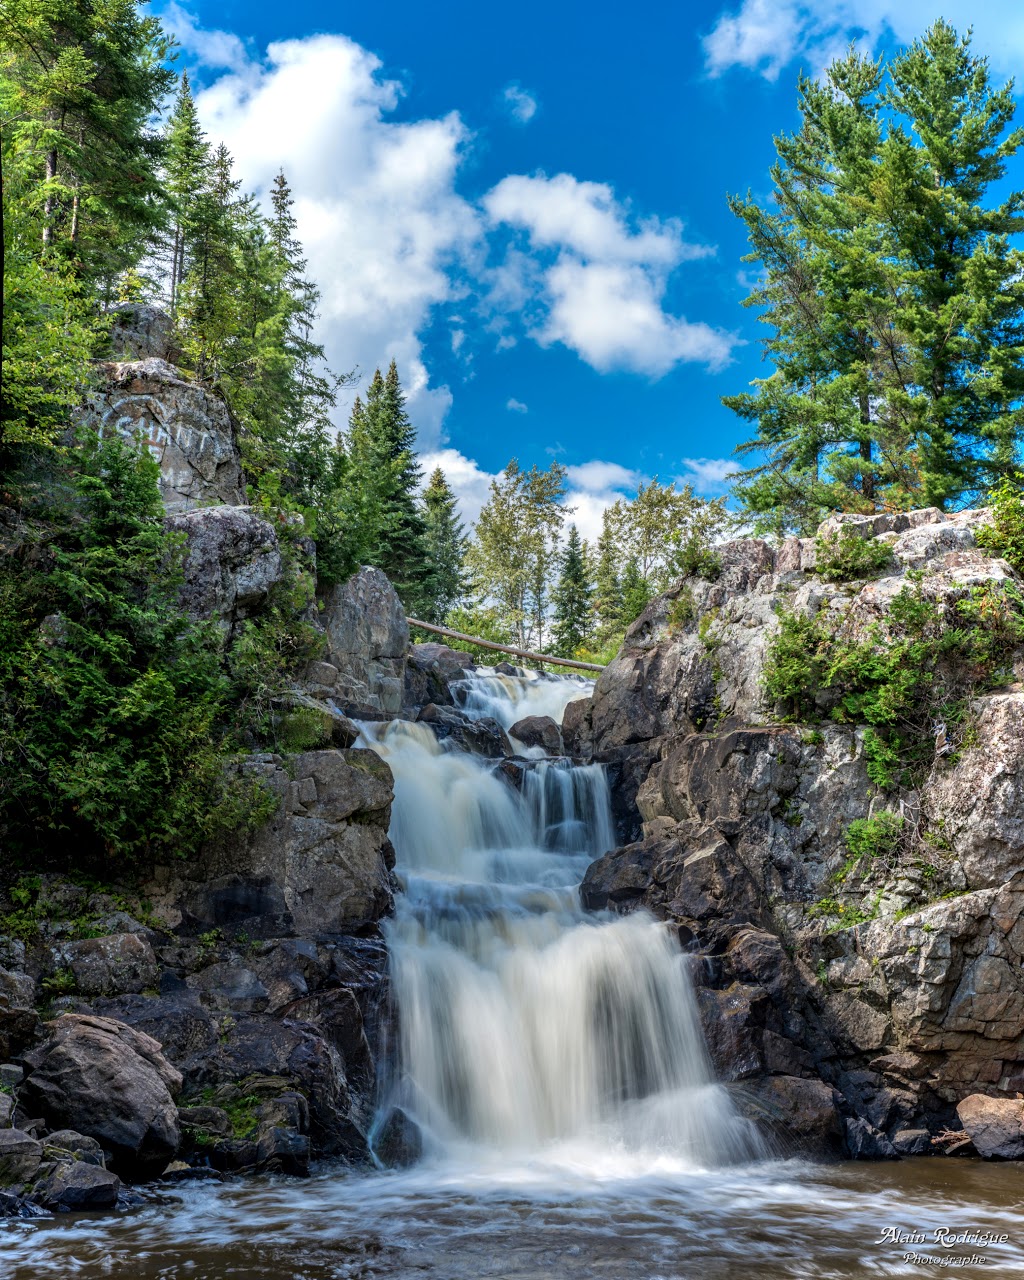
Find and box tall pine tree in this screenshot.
[422,468,469,623]
[552,524,593,657]
[726,22,1024,532]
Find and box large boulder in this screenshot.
[0,1130,43,1185]
[165,505,284,633]
[78,357,245,511]
[21,1014,182,1179]
[108,302,178,362]
[320,567,408,716]
[509,715,563,755]
[404,643,475,710]
[417,703,512,758]
[32,1161,121,1211]
[51,933,160,998]
[736,1075,846,1159]
[163,748,395,938]
[955,1094,1024,1160]
[0,966,38,1060]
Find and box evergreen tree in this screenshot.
[347,362,430,608]
[592,510,624,642]
[621,558,652,624]
[422,468,469,623]
[726,23,1024,532]
[164,71,210,316]
[552,524,593,656]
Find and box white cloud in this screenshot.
[506,397,529,413]
[165,7,481,446]
[677,456,740,496]
[484,173,738,376]
[161,1,251,74]
[502,84,538,124]
[418,448,499,530]
[565,461,644,492]
[703,0,1024,82]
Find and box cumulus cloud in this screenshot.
[506,397,529,413]
[677,456,740,496]
[703,0,1024,82]
[502,84,538,124]
[484,173,738,375]
[165,6,481,446]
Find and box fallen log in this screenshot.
[406,618,605,672]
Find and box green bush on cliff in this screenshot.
[763,579,1024,789]
[814,527,893,582]
[0,438,273,869]
[976,474,1024,576]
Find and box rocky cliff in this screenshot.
[570,506,1024,1159]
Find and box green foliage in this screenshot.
[621,558,652,625]
[41,968,76,997]
[552,524,594,656]
[667,588,696,633]
[422,468,470,624]
[807,895,878,932]
[814,527,894,582]
[727,22,1024,531]
[0,439,276,867]
[843,811,904,866]
[762,580,1024,788]
[976,474,1024,576]
[440,606,516,668]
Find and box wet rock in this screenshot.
[699,984,768,1081]
[404,643,474,710]
[166,506,284,634]
[321,567,408,716]
[255,1124,309,1176]
[843,1116,898,1160]
[509,715,564,754]
[561,695,594,760]
[417,703,512,758]
[955,1094,1024,1160]
[0,967,39,1060]
[0,1094,14,1128]
[737,1076,845,1159]
[178,1106,232,1140]
[92,990,219,1082]
[373,1106,423,1168]
[0,1130,42,1184]
[52,933,159,998]
[186,963,269,1014]
[176,748,395,937]
[42,1131,106,1166]
[32,1161,121,1210]
[891,1128,932,1156]
[22,1014,181,1179]
[78,357,244,511]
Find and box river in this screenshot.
[5,670,1023,1279]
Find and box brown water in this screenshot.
[4,1156,1023,1280]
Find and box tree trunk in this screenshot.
[858,389,875,505]
[42,148,58,247]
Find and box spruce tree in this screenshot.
[552,524,593,656]
[593,511,624,642]
[726,22,1024,532]
[164,71,211,316]
[347,362,430,608]
[422,468,469,623]
[621,558,652,625]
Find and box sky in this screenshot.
[155,0,1024,538]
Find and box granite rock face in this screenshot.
[79,357,245,512]
[22,1014,182,1178]
[108,302,179,363]
[320,567,409,716]
[578,505,1024,1157]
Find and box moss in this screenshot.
[666,588,696,633]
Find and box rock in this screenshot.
[33,1161,121,1211]
[22,1014,182,1179]
[78,357,245,511]
[561,695,594,760]
[53,933,159,998]
[178,1106,232,1140]
[0,1064,23,1088]
[509,715,564,754]
[0,1095,14,1128]
[404,643,474,710]
[179,749,395,937]
[373,1106,423,1168]
[186,963,269,1014]
[321,567,408,716]
[0,1130,42,1184]
[955,1094,1024,1160]
[108,303,177,362]
[921,693,1024,889]
[43,1131,106,1166]
[0,967,39,1060]
[891,1128,932,1156]
[417,703,512,758]
[843,1116,898,1160]
[737,1076,845,1159]
[255,1124,309,1176]
[166,506,284,633]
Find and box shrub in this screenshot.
[667,588,696,633]
[976,473,1024,575]
[844,811,904,864]
[815,526,893,582]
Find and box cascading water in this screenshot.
[364,671,760,1171]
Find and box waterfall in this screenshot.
[364,672,760,1171]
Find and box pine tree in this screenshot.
[552,524,593,656]
[347,362,430,608]
[422,468,469,623]
[726,23,1024,532]
[592,510,624,642]
[621,558,652,625]
[164,71,210,316]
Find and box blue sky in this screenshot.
[157,0,1024,536]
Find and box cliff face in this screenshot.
[570,506,1024,1157]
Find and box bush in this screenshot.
[844,811,904,864]
[976,474,1024,576]
[815,526,893,582]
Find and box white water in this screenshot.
[363,672,760,1172]
[454,666,591,729]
